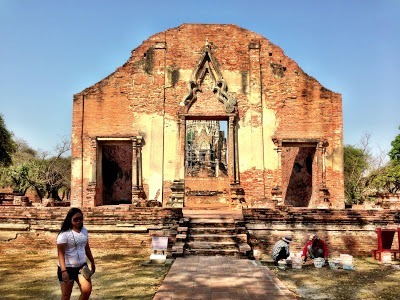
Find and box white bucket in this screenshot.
[292,256,303,269]
[278,259,287,270]
[381,252,392,264]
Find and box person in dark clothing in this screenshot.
[271,235,293,264]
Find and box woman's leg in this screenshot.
[60,280,74,300]
[77,274,92,300]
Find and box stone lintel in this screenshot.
[97,137,132,141]
[281,138,320,146]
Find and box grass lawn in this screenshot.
[271,257,400,300]
[2,241,400,300]
[0,246,170,300]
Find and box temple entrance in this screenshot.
[184,119,231,207]
[98,141,132,205]
[282,146,317,207]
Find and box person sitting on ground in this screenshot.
[301,234,328,262]
[271,235,293,265]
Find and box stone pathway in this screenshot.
[153,256,297,300]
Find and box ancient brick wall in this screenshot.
[0,206,183,255]
[0,230,152,254]
[243,208,400,257]
[72,24,343,208]
[0,206,182,229]
[1,207,399,257]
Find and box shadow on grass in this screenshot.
[274,257,400,300]
[0,248,171,300]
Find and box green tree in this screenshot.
[0,138,38,194]
[388,126,400,161]
[368,161,400,194]
[0,114,16,167]
[0,138,71,201]
[367,127,400,194]
[344,145,369,203]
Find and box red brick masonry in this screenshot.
[1,206,398,257]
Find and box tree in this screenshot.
[25,139,71,200]
[41,139,71,200]
[0,137,71,201]
[0,114,16,167]
[368,161,400,194]
[388,126,400,161]
[0,138,35,194]
[343,132,382,203]
[368,127,400,194]
[344,145,369,203]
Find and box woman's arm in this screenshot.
[57,243,69,281]
[85,241,96,274]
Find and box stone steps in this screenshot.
[170,207,251,257]
[190,227,236,235]
[185,248,239,256]
[183,211,251,257]
[187,241,237,248]
[182,208,243,220]
[188,234,236,243]
[189,218,236,224]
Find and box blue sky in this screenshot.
[0,0,399,157]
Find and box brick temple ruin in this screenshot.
[1,24,398,260]
[71,24,344,209]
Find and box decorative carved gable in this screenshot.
[181,42,237,113]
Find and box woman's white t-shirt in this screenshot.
[57,227,88,267]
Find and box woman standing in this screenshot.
[57,208,96,300]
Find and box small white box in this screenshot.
[381,252,392,264]
[340,254,353,266]
[150,253,167,264]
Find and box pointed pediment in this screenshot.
[193,43,222,86]
[181,43,237,113]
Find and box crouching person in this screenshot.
[302,234,328,262]
[271,235,293,265]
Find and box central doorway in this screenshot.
[99,141,132,205]
[184,119,231,207]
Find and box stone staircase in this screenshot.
[172,208,251,257]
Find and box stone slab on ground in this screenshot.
[153,256,297,300]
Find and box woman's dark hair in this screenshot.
[59,207,84,234]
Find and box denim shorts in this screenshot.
[57,264,86,282]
